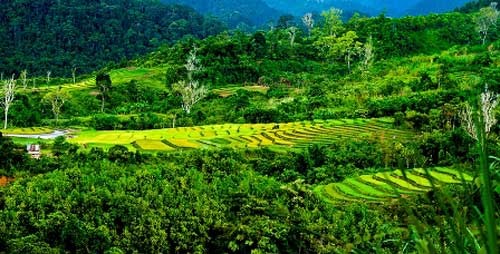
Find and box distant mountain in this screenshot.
[262,0,475,17]
[262,0,370,15]
[160,0,281,27]
[158,0,477,29]
[405,0,472,16]
[457,0,498,13]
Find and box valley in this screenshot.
[0,0,499,253]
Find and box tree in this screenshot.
[46,71,51,85]
[1,75,16,129]
[96,72,112,113]
[360,36,374,72]
[20,70,28,89]
[71,67,77,84]
[43,87,70,125]
[277,14,295,29]
[302,13,314,37]
[315,31,363,72]
[174,47,207,114]
[476,3,499,45]
[288,26,298,47]
[320,8,343,37]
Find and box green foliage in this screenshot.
[0,132,27,173]
[1,7,500,253]
[0,0,225,76]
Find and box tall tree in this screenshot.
[174,47,206,114]
[360,36,374,72]
[315,31,363,72]
[20,70,28,89]
[320,8,344,37]
[1,75,16,129]
[302,13,314,37]
[71,67,77,84]
[43,87,70,125]
[47,71,52,85]
[288,26,298,47]
[476,2,499,45]
[96,72,112,113]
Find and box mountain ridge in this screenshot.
[162,0,477,28]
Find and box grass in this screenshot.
[212,85,269,97]
[316,168,473,204]
[67,118,414,151]
[2,127,53,135]
[25,67,166,92]
[9,137,47,146]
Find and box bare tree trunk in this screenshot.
[72,68,77,84]
[3,106,8,129]
[101,95,105,113]
[2,76,16,129]
[346,51,352,73]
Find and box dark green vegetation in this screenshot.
[0,0,225,76]
[265,0,473,17]
[1,1,499,253]
[161,0,281,27]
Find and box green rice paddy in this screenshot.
[69,118,414,151]
[315,168,473,204]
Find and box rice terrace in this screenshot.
[69,118,414,151]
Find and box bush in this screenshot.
[243,107,279,123]
[91,114,121,130]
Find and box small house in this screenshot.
[27,144,41,159]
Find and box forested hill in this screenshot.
[0,0,226,77]
[458,0,499,12]
[405,0,472,16]
[160,0,281,28]
[262,0,475,17]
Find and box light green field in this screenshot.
[212,85,269,97]
[28,67,165,92]
[68,118,414,151]
[2,127,54,135]
[315,167,473,204]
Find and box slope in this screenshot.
[0,0,225,76]
[262,0,475,17]
[160,0,282,27]
[405,0,472,16]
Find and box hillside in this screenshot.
[262,0,476,16]
[0,0,225,76]
[161,0,281,27]
[405,0,472,16]
[0,4,499,254]
[457,0,499,12]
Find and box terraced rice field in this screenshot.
[315,167,473,204]
[70,118,414,151]
[2,127,54,135]
[29,67,165,92]
[212,85,269,97]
